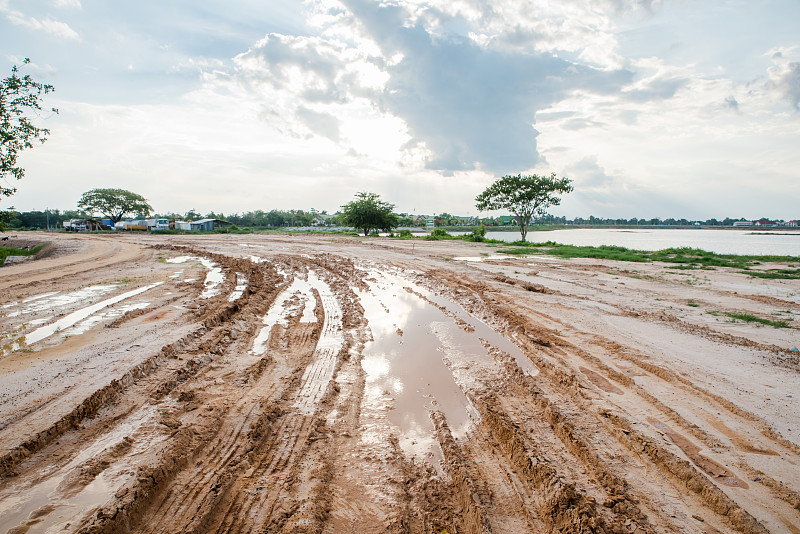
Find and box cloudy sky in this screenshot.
[2,0,799,219]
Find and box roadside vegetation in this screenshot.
[0,244,44,262]
[724,312,792,328]
[498,242,797,269]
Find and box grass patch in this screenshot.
[724,312,792,328]
[496,242,798,269]
[0,244,44,262]
[687,300,700,307]
[666,265,700,270]
[740,268,800,279]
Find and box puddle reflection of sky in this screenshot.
[359,271,479,472]
[358,267,539,473]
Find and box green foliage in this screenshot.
[1,244,44,262]
[1,59,57,229]
[394,229,414,239]
[475,173,572,242]
[497,242,798,269]
[424,228,452,240]
[724,312,792,329]
[77,188,153,223]
[740,268,800,279]
[465,224,487,242]
[340,192,399,236]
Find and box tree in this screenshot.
[475,173,573,242]
[1,58,57,229]
[77,188,153,222]
[340,192,399,236]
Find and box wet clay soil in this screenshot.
[0,231,799,533]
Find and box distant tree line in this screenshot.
[1,208,792,231]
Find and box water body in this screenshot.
[455,228,800,256]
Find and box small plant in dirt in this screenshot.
[425,228,452,240]
[687,300,699,307]
[724,312,792,328]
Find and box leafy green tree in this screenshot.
[475,173,572,242]
[77,188,153,222]
[1,59,57,229]
[340,192,399,236]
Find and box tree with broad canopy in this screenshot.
[77,188,153,223]
[340,192,399,236]
[475,173,573,242]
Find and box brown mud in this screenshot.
[0,232,798,533]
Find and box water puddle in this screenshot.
[0,402,169,533]
[66,302,151,336]
[24,283,163,346]
[251,273,319,355]
[453,255,510,262]
[414,283,539,378]
[1,286,131,356]
[166,256,225,298]
[2,286,119,319]
[228,273,248,302]
[357,267,537,474]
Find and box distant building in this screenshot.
[497,216,516,225]
[787,220,799,227]
[174,218,232,231]
[311,213,336,226]
[755,219,778,227]
[732,221,753,227]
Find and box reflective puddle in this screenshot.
[228,273,248,302]
[166,256,224,299]
[357,267,536,473]
[452,255,510,262]
[251,273,318,356]
[0,402,169,533]
[24,283,163,346]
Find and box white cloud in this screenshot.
[766,48,800,110]
[53,0,81,8]
[1,2,80,40]
[5,0,799,220]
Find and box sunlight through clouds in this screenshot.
[1,0,798,218]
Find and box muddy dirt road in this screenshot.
[1,231,799,533]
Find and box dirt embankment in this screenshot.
[0,232,798,533]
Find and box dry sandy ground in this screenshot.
[0,231,799,533]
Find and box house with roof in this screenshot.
[174,218,232,231]
[755,219,778,227]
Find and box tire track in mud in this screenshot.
[419,266,799,532]
[204,271,345,533]
[5,239,799,533]
[105,259,352,534]
[0,247,282,533]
